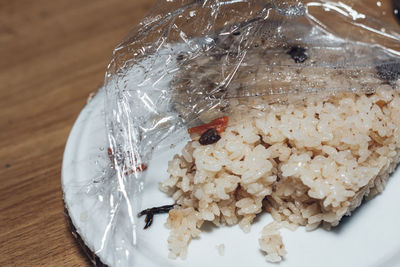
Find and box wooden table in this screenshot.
[1,0,398,266]
[0,1,154,266]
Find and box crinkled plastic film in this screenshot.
[86,0,400,266]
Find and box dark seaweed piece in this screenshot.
[199,128,221,145]
[287,46,308,63]
[138,204,175,229]
[376,62,400,82]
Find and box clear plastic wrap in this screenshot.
[86,0,400,265]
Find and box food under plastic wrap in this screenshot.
[78,0,400,265]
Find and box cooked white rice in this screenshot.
[160,89,400,262]
[216,244,225,256]
[259,222,286,263]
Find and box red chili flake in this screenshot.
[107,147,114,162]
[107,147,147,175]
[124,163,147,176]
[188,116,229,135]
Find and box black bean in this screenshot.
[199,128,221,145]
[138,204,175,229]
[288,46,308,63]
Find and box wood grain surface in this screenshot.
[0,1,154,266]
[0,0,398,267]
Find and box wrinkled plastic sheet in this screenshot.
[80,0,400,265]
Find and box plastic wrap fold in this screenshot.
[82,0,400,265]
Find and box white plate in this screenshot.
[62,89,400,267]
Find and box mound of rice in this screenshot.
[160,88,400,262]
